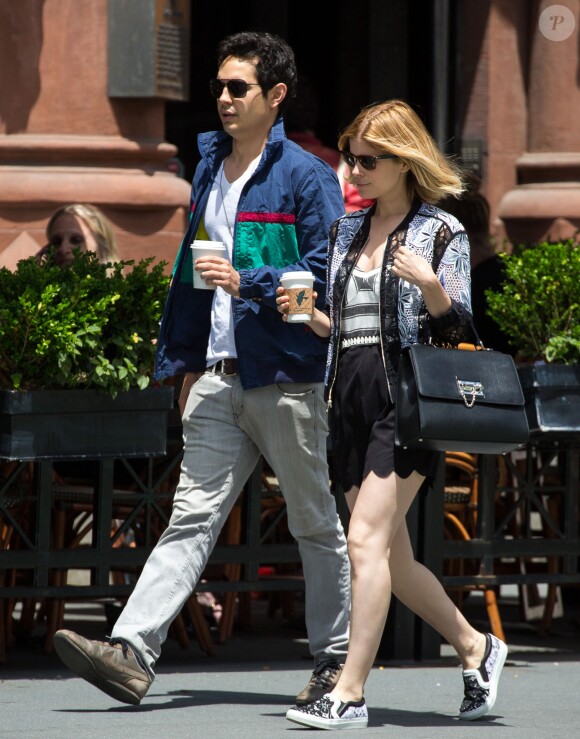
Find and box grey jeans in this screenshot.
[112,372,350,676]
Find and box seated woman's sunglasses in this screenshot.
[209,79,261,99]
[340,150,397,171]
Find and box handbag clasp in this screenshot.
[456,378,484,408]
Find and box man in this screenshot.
[54,31,350,708]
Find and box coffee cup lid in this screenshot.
[280,271,314,280]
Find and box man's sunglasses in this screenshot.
[209,79,261,99]
[340,150,397,171]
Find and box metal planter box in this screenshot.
[517,363,580,436]
[0,386,174,460]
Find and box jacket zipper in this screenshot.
[379,238,393,403]
[327,234,368,408]
[327,279,350,409]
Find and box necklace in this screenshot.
[218,162,234,237]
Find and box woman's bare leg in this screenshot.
[332,470,423,703]
[390,522,487,669]
[332,471,488,705]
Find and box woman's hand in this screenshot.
[195,257,240,297]
[392,246,436,288]
[275,286,331,337]
[392,246,451,318]
[35,244,50,264]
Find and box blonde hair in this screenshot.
[338,100,464,204]
[46,204,119,263]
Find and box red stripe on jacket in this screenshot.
[190,204,295,224]
[238,212,296,224]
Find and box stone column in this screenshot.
[499,0,580,243]
[0,0,190,269]
[456,1,529,243]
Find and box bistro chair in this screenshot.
[40,453,215,656]
[443,451,505,641]
[493,447,565,636]
[0,459,36,662]
[0,511,14,661]
[211,463,304,642]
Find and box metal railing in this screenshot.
[2,436,579,661]
[0,444,303,601]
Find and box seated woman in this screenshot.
[36,203,119,266]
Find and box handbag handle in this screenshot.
[418,303,485,349]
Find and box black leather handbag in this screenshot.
[395,343,529,454]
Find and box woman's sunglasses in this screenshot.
[209,79,261,99]
[340,150,397,171]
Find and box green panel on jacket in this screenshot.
[178,219,210,284]
[236,221,300,270]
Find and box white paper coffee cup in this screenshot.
[280,270,315,322]
[190,241,227,290]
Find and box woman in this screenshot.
[278,100,507,730]
[37,203,119,266]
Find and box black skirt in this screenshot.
[329,344,438,492]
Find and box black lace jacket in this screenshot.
[325,200,474,403]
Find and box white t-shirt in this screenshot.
[204,155,261,365]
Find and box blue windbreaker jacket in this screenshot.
[154,116,345,389]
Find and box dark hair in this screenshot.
[216,31,297,116]
[439,172,490,237]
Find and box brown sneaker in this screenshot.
[295,661,343,706]
[53,629,152,705]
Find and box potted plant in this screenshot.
[485,239,580,435]
[0,252,174,459]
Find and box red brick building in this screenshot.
[1,0,578,269]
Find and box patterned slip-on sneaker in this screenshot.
[286,693,368,730]
[459,633,508,720]
[295,661,343,706]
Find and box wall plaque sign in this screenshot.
[108,0,190,100]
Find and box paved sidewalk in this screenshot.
[2,593,580,738]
